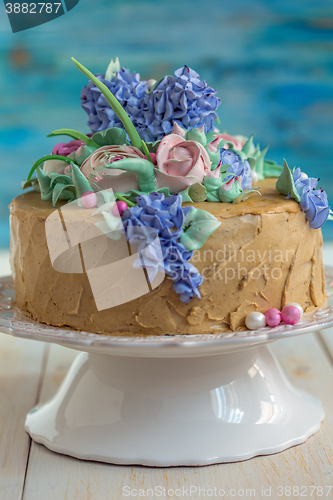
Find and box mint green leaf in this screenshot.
[180,208,221,251]
[36,167,53,201]
[263,159,283,177]
[179,188,193,203]
[21,177,39,190]
[52,184,76,207]
[71,162,92,198]
[241,134,254,155]
[188,182,207,202]
[91,127,127,147]
[185,127,206,145]
[276,159,300,202]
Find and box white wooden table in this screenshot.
[1,248,333,500]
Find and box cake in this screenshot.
[9,57,332,335]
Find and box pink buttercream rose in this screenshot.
[80,145,145,192]
[156,134,211,192]
[216,133,245,151]
[52,140,84,156]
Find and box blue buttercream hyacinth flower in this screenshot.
[80,67,148,134]
[121,192,203,303]
[137,66,221,142]
[292,168,330,229]
[220,149,252,189]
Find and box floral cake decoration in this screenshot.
[21,57,333,305]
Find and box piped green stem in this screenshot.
[71,57,142,149]
[47,129,100,149]
[115,194,136,207]
[27,155,73,182]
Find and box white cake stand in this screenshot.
[1,271,333,467]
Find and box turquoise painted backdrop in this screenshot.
[1,0,333,246]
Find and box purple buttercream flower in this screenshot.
[52,140,84,156]
[220,149,252,189]
[292,168,330,229]
[137,66,221,142]
[80,68,148,134]
[121,192,203,303]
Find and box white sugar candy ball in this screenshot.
[245,311,267,330]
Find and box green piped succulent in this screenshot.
[33,163,92,207]
[179,170,261,204]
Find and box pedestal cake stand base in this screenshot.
[25,346,324,466]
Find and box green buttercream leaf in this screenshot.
[71,162,92,198]
[72,57,142,149]
[276,160,300,202]
[50,173,74,187]
[36,167,53,201]
[263,159,283,177]
[74,145,97,166]
[104,157,156,192]
[204,175,223,191]
[146,140,161,153]
[253,145,269,180]
[91,127,127,147]
[247,157,256,169]
[206,147,221,171]
[179,183,207,202]
[179,188,193,203]
[21,177,39,191]
[185,127,206,145]
[27,155,73,183]
[47,129,99,149]
[205,130,216,144]
[232,189,261,204]
[188,182,207,202]
[151,186,170,197]
[180,208,221,251]
[219,181,243,203]
[241,134,254,155]
[52,184,76,206]
[203,174,224,202]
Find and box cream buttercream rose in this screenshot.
[80,144,146,192]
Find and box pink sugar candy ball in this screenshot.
[281,305,301,325]
[264,308,281,327]
[81,191,97,209]
[112,200,128,217]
